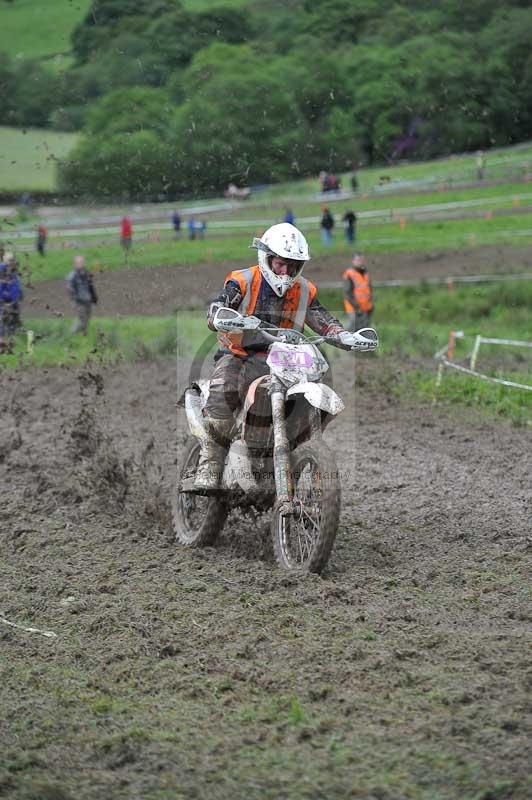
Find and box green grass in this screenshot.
[0,315,176,368]
[408,367,531,427]
[0,127,78,192]
[365,281,532,427]
[0,0,91,61]
[348,142,532,190]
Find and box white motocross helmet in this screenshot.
[251,223,310,297]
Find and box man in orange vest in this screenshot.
[343,253,374,332]
[194,223,374,492]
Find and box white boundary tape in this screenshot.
[322,273,532,290]
[0,613,57,638]
[474,337,532,347]
[437,359,532,391]
[434,331,532,392]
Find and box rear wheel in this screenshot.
[271,440,340,574]
[173,436,227,546]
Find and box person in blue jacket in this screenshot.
[0,252,23,353]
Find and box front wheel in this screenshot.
[271,440,340,574]
[173,436,227,546]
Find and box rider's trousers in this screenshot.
[204,353,269,420]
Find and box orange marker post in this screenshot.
[447,330,456,360]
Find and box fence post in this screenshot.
[447,330,456,360]
[433,361,445,406]
[470,335,482,370]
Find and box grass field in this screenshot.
[0,0,91,61]
[3,282,530,424]
[8,208,532,286]
[0,127,78,193]
[0,315,176,368]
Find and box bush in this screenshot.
[58,129,175,199]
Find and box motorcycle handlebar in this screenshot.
[212,308,378,350]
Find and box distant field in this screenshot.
[0,0,90,61]
[348,142,532,192]
[7,208,532,285]
[0,127,78,192]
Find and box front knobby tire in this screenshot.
[173,436,228,546]
[271,440,340,574]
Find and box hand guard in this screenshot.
[212,308,262,332]
[338,328,379,351]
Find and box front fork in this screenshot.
[270,378,293,516]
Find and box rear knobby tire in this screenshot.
[271,440,340,574]
[173,436,227,546]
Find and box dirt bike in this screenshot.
[173,308,378,574]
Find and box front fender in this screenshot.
[286,382,344,415]
[184,389,208,440]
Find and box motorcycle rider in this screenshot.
[194,223,376,492]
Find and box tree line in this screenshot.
[3,0,532,198]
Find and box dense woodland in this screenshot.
[2,0,532,198]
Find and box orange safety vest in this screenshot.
[218,265,317,357]
[342,268,373,313]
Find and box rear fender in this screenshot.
[286,381,344,415]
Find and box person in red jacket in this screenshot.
[120,216,132,254]
[343,253,374,332]
[36,224,47,256]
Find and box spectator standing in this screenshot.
[342,253,374,332]
[0,263,11,353]
[66,255,98,336]
[36,224,47,256]
[172,209,181,240]
[198,219,207,239]
[4,252,23,329]
[320,206,335,244]
[476,151,486,181]
[0,252,23,353]
[343,209,357,244]
[120,216,133,254]
[284,208,295,225]
[188,216,196,240]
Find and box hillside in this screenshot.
[0,0,90,62]
[0,126,78,193]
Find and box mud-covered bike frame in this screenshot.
[173,308,378,573]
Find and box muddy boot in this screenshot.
[193,417,233,494]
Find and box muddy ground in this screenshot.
[1,352,530,799]
[24,244,532,318]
